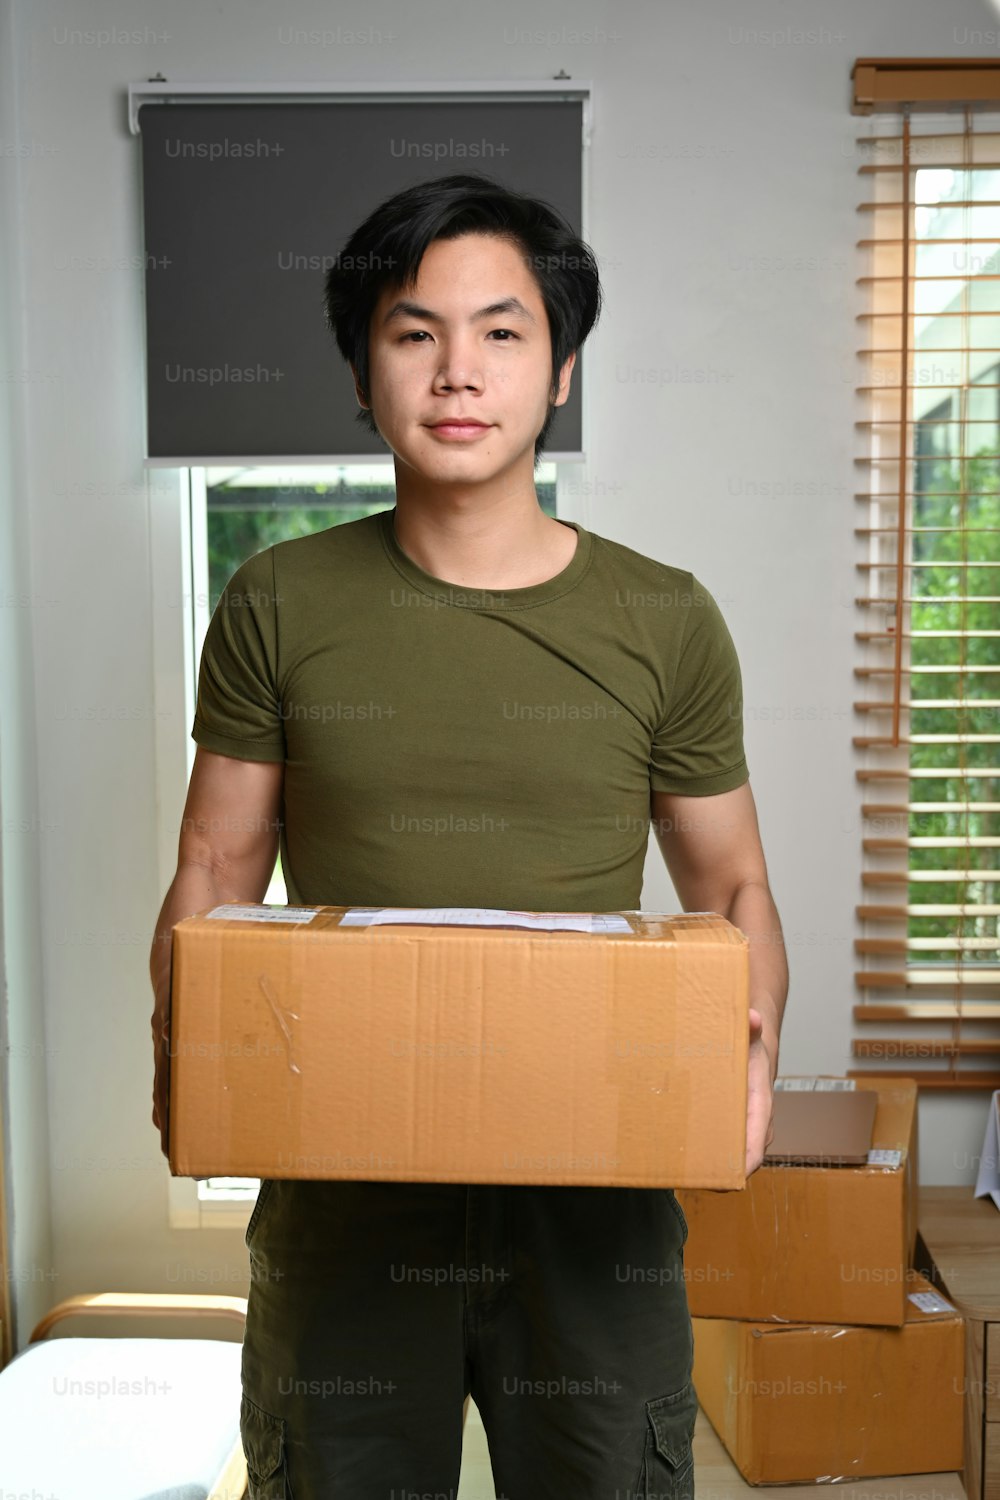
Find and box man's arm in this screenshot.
[650,779,787,1172]
[149,746,285,1159]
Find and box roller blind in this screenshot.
[135,96,586,462]
[852,63,1000,1089]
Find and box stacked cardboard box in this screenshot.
[676,1076,965,1483]
[690,1268,963,1484]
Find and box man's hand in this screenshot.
[746,1006,775,1176]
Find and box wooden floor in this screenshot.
[456,1398,967,1499]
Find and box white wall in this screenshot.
[0,0,55,1353]
[3,0,999,1350]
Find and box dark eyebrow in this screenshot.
[382,296,537,327]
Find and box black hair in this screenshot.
[322,172,602,465]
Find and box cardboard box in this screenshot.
[691,1271,964,1484]
[676,1077,918,1326]
[168,903,749,1187]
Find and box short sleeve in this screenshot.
[649,573,749,795]
[191,548,286,762]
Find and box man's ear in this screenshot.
[553,350,577,409]
[349,364,369,411]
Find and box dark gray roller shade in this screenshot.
[137,100,585,461]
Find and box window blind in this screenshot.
[134,94,587,463]
[852,61,1000,1089]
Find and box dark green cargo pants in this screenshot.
[240,1178,696,1499]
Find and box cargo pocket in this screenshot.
[240,1393,288,1499]
[245,1178,276,1250]
[636,1379,697,1500]
[665,1188,689,1247]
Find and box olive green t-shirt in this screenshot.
[191,509,749,911]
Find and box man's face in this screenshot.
[355,232,575,485]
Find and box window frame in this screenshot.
[151,458,589,1228]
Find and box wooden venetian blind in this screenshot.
[851,61,1000,1090]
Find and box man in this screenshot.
[150,172,787,1500]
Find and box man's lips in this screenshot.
[425,419,494,441]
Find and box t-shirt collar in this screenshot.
[378,507,592,610]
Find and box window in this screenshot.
[134,81,590,1226]
[852,69,1000,1089]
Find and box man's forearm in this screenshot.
[723,878,788,1083]
[149,862,235,1029]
